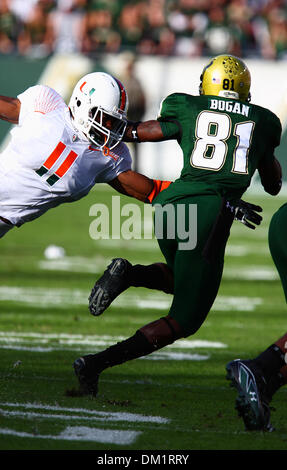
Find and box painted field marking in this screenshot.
[0,331,226,349]
[223,266,278,280]
[0,426,140,445]
[0,331,226,360]
[38,251,273,275]
[0,402,169,423]
[39,256,112,273]
[225,244,269,256]
[0,286,263,311]
[0,345,210,360]
[0,400,171,445]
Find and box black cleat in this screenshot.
[89,258,131,316]
[226,359,274,432]
[73,356,100,397]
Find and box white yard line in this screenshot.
[0,331,225,359]
[0,331,226,347]
[0,426,140,445]
[223,266,278,280]
[0,398,171,445]
[0,402,169,423]
[38,255,275,277]
[0,344,210,360]
[0,331,227,351]
[0,285,263,310]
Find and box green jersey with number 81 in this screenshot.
[156,93,281,203]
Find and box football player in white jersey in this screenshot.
[0,72,169,238]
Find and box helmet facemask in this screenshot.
[87,106,127,150]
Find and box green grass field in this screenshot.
[0,184,287,451]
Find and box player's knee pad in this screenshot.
[138,315,184,350]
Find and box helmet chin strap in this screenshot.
[69,111,89,142]
[103,135,110,152]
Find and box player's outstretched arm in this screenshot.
[258,156,282,195]
[124,120,166,142]
[109,170,171,203]
[0,96,20,124]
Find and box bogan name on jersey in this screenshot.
[209,99,250,117]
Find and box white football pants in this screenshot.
[0,218,14,238]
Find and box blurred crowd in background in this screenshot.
[1,0,287,60]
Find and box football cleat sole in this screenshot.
[89,258,131,316]
[226,359,273,432]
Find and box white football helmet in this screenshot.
[69,72,128,149]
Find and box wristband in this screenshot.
[130,122,141,142]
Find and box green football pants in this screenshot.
[268,203,287,302]
[154,194,233,337]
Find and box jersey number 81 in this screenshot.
[190,111,255,174]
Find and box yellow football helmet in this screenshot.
[199,55,251,102]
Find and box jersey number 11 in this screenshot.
[35,141,79,186]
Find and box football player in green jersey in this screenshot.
[226,332,287,432]
[226,205,287,432]
[73,55,282,403]
[269,203,287,301]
